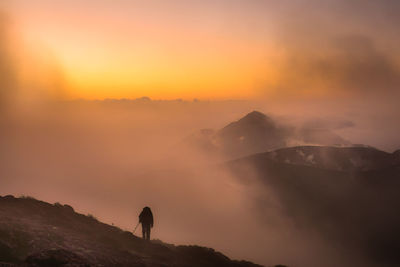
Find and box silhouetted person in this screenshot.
[139,206,153,240]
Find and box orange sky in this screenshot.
[4,0,400,100]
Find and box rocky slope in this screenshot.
[0,196,263,267]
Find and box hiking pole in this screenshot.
[133,222,140,234]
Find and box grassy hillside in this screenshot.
[0,195,263,267]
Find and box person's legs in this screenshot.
[142,224,151,240]
[146,227,151,240]
[142,224,146,239]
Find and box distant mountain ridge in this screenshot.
[263,145,398,171]
[0,196,263,267]
[184,111,351,159]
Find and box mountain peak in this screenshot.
[223,111,275,130]
[236,111,278,131]
[240,111,268,122]
[220,111,276,135]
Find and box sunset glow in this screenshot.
[6,0,398,100]
[7,1,277,99]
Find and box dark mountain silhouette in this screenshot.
[216,111,288,158]
[227,146,400,267]
[183,111,350,160]
[0,196,262,267]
